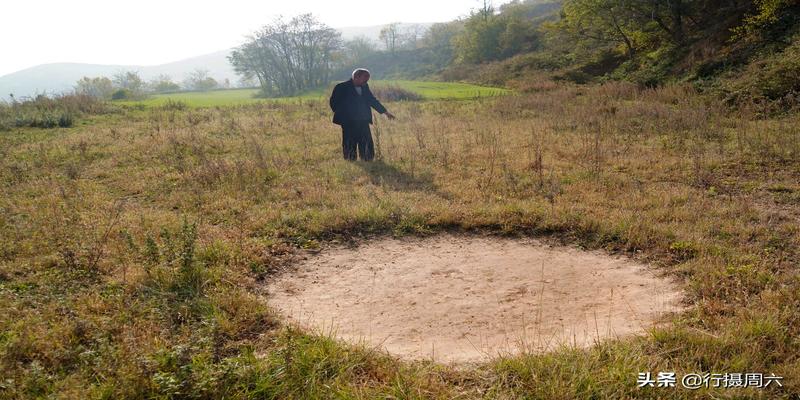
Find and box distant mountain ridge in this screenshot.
[0,50,237,100]
[0,23,433,100]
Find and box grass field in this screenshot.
[1,81,799,398]
[120,80,510,108]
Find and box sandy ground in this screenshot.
[265,234,684,363]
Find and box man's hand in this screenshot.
[384,111,396,120]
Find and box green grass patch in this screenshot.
[119,80,510,108]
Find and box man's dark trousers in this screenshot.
[341,121,374,161]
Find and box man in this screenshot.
[329,68,395,161]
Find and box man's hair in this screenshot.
[352,68,370,79]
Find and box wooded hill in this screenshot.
[366,0,800,109]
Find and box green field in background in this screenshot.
[120,80,510,107]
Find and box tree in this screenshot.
[552,0,698,62]
[733,0,800,41]
[496,1,547,57]
[343,36,378,65]
[379,23,402,53]
[422,22,464,66]
[553,0,639,59]
[454,8,507,63]
[229,14,342,97]
[183,69,218,91]
[74,76,114,99]
[403,24,428,49]
[477,0,495,21]
[112,71,144,96]
[237,75,258,88]
[148,74,181,93]
[619,0,688,45]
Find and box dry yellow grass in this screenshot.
[0,81,798,398]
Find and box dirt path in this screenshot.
[266,234,684,363]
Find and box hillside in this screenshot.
[0,50,238,100]
[453,0,800,109]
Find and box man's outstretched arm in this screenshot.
[366,88,395,119]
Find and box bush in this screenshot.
[58,113,73,127]
[370,86,423,101]
[0,93,106,131]
[111,89,132,100]
[159,99,188,111]
[720,34,800,109]
[12,111,73,129]
[555,68,592,84]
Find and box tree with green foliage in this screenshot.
[553,0,639,59]
[379,23,403,53]
[403,24,428,49]
[496,1,550,57]
[342,36,378,66]
[112,71,144,97]
[111,88,132,100]
[148,74,181,93]
[183,69,218,92]
[74,76,114,99]
[454,5,506,63]
[453,0,557,64]
[422,22,464,66]
[548,0,698,68]
[733,0,800,41]
[229,14,341,97]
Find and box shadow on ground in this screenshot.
[354,160,451,200]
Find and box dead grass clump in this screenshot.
[370,86,423,102]
[640,82,699,105]
[0,93,109,130]
[490,90,570,118]
[507,75,562,93]
[186,156,278,191]
[593,80,641,101]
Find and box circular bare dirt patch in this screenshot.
[266,234,683,363]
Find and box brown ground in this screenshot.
[266,234,684,363]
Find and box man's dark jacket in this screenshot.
[329,79,387,125]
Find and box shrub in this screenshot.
[720,33,800,109]
[370,86,423,101]
[111,89,132,100]
[159,99,188,111]
[58,113,73,128]
[0,93,106,131]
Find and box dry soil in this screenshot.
[266,234,684,363]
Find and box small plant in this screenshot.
[137,218,209,299]
[58,112,73,127]
[176,218,201,296]
[159,99,188,111]
[669,240,699,262]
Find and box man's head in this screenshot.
[352,68,370,86]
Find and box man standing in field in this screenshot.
[329,68,395,161]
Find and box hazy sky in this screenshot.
[1,0,512,77]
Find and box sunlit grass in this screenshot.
[372,79,511,99]
[1,80,798,398]
[118,80,510,108]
